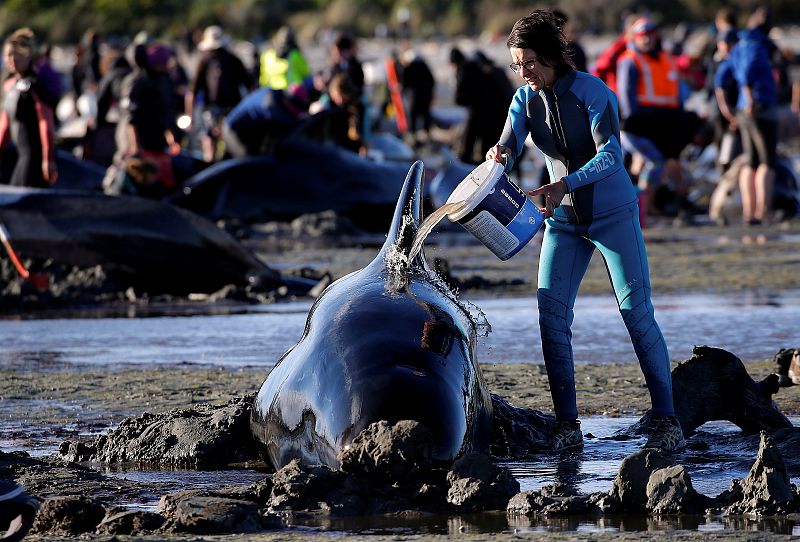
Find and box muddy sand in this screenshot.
[252,220,800,297]
[4,220,800,541]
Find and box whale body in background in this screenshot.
[0,186,304,296]
[251,161,494,470]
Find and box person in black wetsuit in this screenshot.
[450,47,515,164]
[400,49,435,143]
[0,28,58,187]
[85,44,132,166]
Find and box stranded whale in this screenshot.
[251,160,494,469]
[0,186,314,297]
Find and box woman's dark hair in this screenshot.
[506,9,576,72]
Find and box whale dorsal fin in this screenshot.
[374,160,427,270]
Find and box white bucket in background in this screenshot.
[446,160,544,261]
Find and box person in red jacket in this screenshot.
[0,28,58,187]
[590,14,638,93]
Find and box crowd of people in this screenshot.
[0,24,380,198]
[589,6,800,226]
[0,8,799,226]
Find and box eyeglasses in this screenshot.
[509,58,539,73]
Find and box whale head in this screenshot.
[251,161,493,469]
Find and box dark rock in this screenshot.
[507,491,557,515]
[58,441,95,463]
[540,483,580,498]
[33,495,105,534]
[338,420,436,481]
[542,495,600,515]
[268,459,345,512]
[445,453,520,511]
[95,509,165,535]
[170,496,270,534]
[645,465,713,514]
[158,481,273,517]
[713,479,744,509]
[610,449,676,512]
[60,395,259,467]
[588,491,622,514]
[726,431,797,516]
[243,477,275,504]
[161,478,274,510]
[670,346,792,435]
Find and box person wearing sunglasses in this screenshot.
[485,10,683,452]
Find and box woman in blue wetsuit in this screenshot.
[486,10,684,452]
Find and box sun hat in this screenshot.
[198,25,226,52]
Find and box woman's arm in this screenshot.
[490,87,528,171]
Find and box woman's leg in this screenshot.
[590,204,675,417]
[537,220,595,422]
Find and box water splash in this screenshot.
[407,201,466,262]
[384,214,414,292]
[383,202,491,339]
[462,299,492,338]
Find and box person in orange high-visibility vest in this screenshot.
[617,17,700,224]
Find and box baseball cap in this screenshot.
[632,17,657,35]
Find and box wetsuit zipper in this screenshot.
[551,93,583,222]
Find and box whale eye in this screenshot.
[420,320,453,355]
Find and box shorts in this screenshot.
[737,108,777,168]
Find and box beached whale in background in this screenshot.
[251,160,494,469]
[0,186,312,296]
[168,137,416,232]
[0,148,106,192]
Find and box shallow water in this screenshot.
[14,414,795,535]
[2,292,797,369]
[2,292,799,535]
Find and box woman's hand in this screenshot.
[485,144,511,164]
[528,179,566,218]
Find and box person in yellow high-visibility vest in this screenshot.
[260,26,309,90]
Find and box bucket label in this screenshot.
[462,210,520,257]
[458,177,528,226]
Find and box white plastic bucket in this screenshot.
[446,161,544,261]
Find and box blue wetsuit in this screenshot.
[498,70,675,421]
